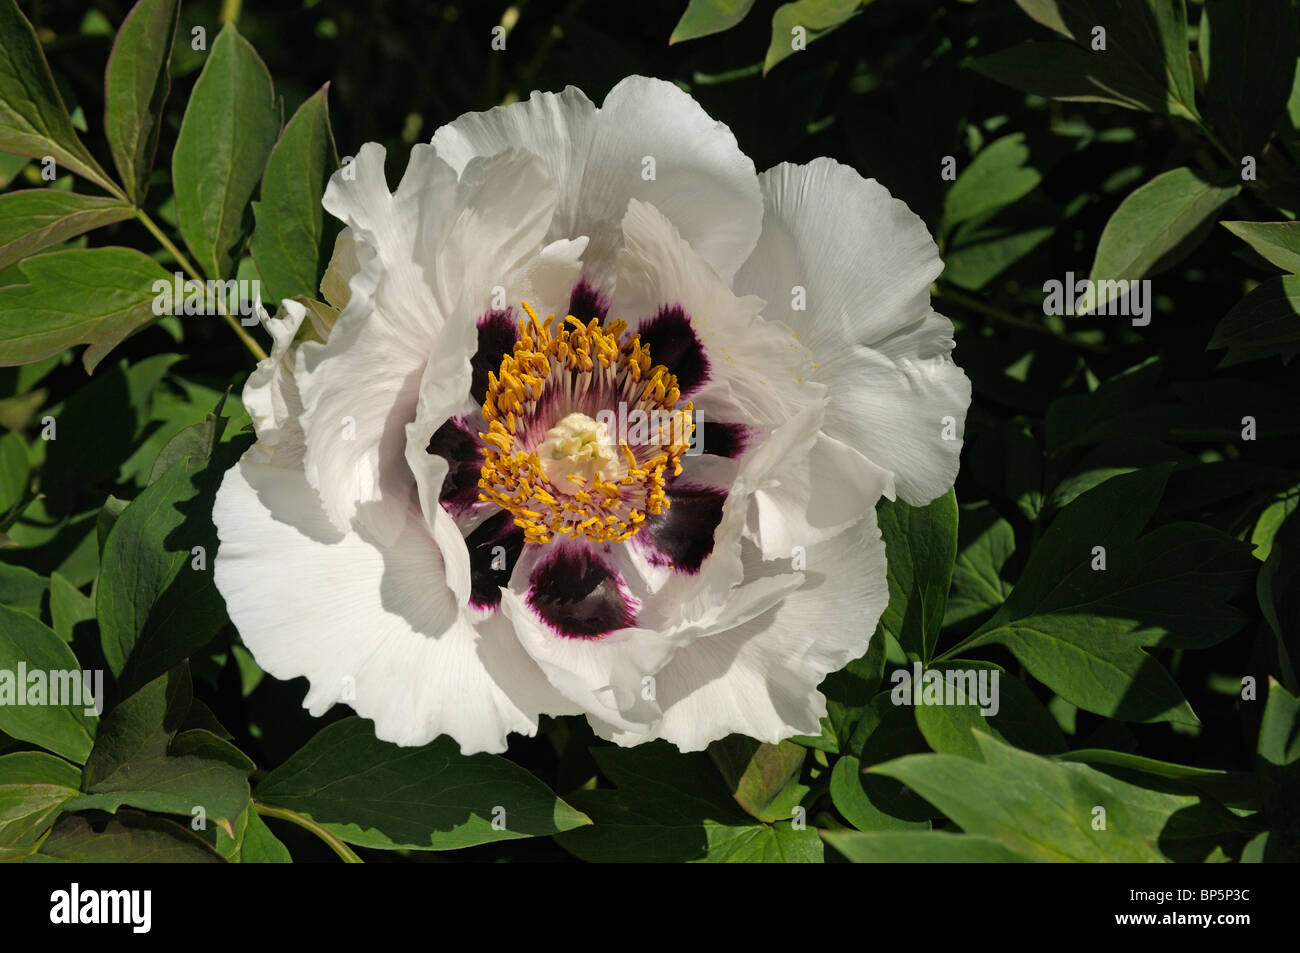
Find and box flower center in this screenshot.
[477,302,694,545]
[537,412,626,492]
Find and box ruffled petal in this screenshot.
[610,198,824,434]
[816,317,972,506]
[297,144,458,542]
[430,78,764,284]
[244,298,308,467]
[499,586,672,736]
[430,85,598,239]
[213,454,574,754]
[734,158,970,504]
[320,228,362,311]
[403,229,587,608]
[749,432,894,561]
[596,513,889,750]
[577,76,763,283]
[299,148,567,545]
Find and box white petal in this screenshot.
[596,513,889,750]
[320,228,361,310]
[244,298,308,467]
[499,584,672,736]
[819,316,971,505]
[423,150,561,321]
[577,76,763,282]
[749,432,895,561]
[403,233,589,607]
[213,454,572,754]
[610,198,823,432]
[295,325,423,545]
[322,142,455,344]
[430,78,764,284]
[404,348,475,607]
[299,148,564,544]
[734,158,970,504]
[430,85,598,236]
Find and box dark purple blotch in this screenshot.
[466,510,526,611]
[568,278,609,320]
[698,420,751,458]
[637,305,709,395]
[471,310,518,405]
[640,484,726,574]
[425,416,482,514]
[526,546,635,639]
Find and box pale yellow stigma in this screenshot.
[537,412,625,492]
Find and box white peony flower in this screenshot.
[212,77,971,754]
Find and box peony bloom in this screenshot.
[213,77,971,754]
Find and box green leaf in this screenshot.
[944,507,1015,628]
[0,750,81,855]
[1086,167,1239,313]
[967,420,1043,520]
[104,0,180,204]
[823,828,1031,862]
[1044,357,1161,453]
[670,0,756,43]
[96,427,238,682]
[255,717,590,851]
[806,625,887,752]
[979,1,1197,119]
[942,133,1041,234]
[0,247,171,372]
[876,489,957,663]
[1056,749,1253,805]
[49,572,93,643]
[829,755,929,833]
[33,352,181,504]
[764,0,864,75]
[0,190,133,270]
[911,661,1066,758]
[0,605,97,762]
[146,390,229,484]
[172,23,280,279]
[250,84,338,305]
[1252,485,1300,563]
[0,0,120,195]
[952,467,1257,724]
[1208,275,1300,366]
[1256,681,1300,856]
[1242,829,1298,862]
[36,810,225,862]
[1199,0,1296,156]
[1258,681,1300,770]
[1222,220,1300,274]
[0,427,27,515]
[1046,437,1190,513]
[0,559,45,617]
[72,666,251,830]
[124,374,248,489]
[556,742,821,862]
[95,461,198,676]
[1258,510,1300,689]
[872,732,1240,861]
[707,737,807,823]
[943,224,1055,291]
[0,150,27,188]
[239,805,291,863]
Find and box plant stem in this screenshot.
[934,285,1106,354]
[253,801,364,863]
[134,209,268,362]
